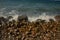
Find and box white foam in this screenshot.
[9,15,18,21]
[28,13,55,22]
[8,10,18,15]
[9,13,55,22]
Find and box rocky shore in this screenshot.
[0,15,60,40]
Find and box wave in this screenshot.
[0,8,60,15]
[8,13,55,22]
[0,13,55,22]
[0,8,59,22]
[28,13,55,22]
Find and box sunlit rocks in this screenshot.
[0,15,60,40]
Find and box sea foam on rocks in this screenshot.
[28,13,55,22]
[0,13,56,22]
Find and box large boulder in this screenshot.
[0,16,13,23]
[8,16,13,19]
[18,15,28,22]
[7,16,13,20]
[36,19,46,24]
[36,19,42,22]
[0,17,5,21]
[35,19,42,24]
[0,17,7,23]
[55,15,60,21]
[49,19,54,22]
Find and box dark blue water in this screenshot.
[0,0,60,16]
